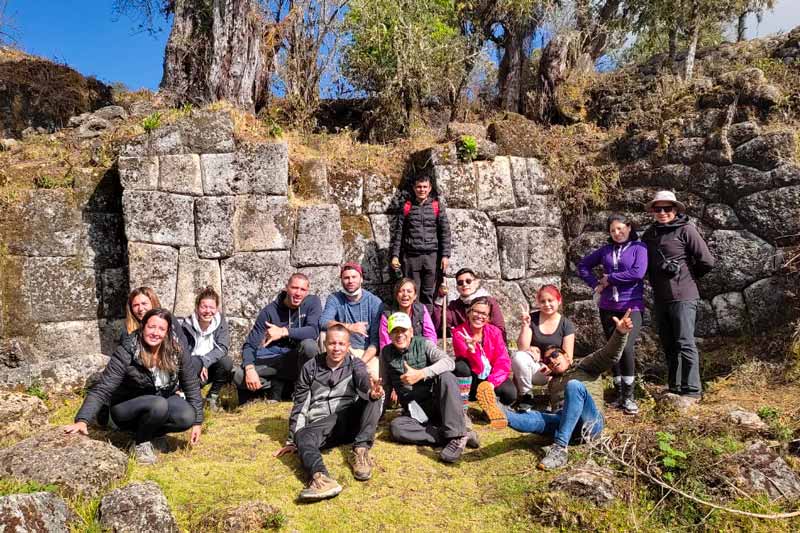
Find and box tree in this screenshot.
[0,0,17,45]
[734,0,774,42]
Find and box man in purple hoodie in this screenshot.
[578,214,647,414]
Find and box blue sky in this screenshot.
[5,0,800,92]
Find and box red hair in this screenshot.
[537,284,562,303]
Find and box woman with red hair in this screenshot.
[513,285,575,409]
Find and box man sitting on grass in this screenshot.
[476,309,634,471]
[273,324,384,502]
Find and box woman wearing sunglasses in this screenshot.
[577,214,647,415]
[641,191,714,402]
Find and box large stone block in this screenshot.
[0,391,49,441]
[127,242,178,312]
[433,164,478,209]
[736,185,800,245]
[159,154,203,196]
[565,300,605,356]
[733,131,796,171]
[180,110,236,153]
[481,280,526,342]
[703,203,741,229]
[528,227,566,276]
[567,231,608,266]
[329,170,364,215]
[476,157,515,211]
[73,167,123,214]
[118,156,158,190]
[667,137,706,164]
[80,212,126,269]
[364,174,398,214]
[200,153,236,195]
[101,267,128,319]
[0,353,110,393]
[119,125,184,157]
[445,209,500,279]
[291,204,343,266]
[174,247,222,317]
[711,292,748,336]
[195,196,235,259]
[30,320,104,358]
[297,265,341,308]
[489,197,561,227]
[123,190,194,247]
[688,163,721,202]
[369,214,392,250]
[743,277,787,331]
[233,196,294,252]
[226,317,253,364]
[0,189,82,257]
[234,142,288,195]
[699,230,778,296]
[771,163,800,188]
[20,257,99,323]
[222,251,294,318]
[342,215,384,284]
[718,165,772,204]
[561,274,594,304]
[497,227,528,280]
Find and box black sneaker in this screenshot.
[537,444,568,471]
[440,435,468,463]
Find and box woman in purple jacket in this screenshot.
[578,214,647,415]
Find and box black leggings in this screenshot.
[599,309,643,378]
[110,395,195,444]
[453,359,517,405]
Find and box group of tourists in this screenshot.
[64,176,715,503]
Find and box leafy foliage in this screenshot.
[457,134,478,161]
[656,431,688,481]
[141,112,162,133]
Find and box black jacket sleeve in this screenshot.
[389,208,405,258]
[242,307,270,367]
[75,347,131,423]
[437,200,452,258]
[352,357,372,401]
[684,225,715,278]
[177,347,204,425]
[288,360,315,444]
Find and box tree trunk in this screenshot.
[737,11,747,42]
[667,26,678,65]
[527,33,571,124]
[497,27,527,113]
[161,0,270,112]
[685,20,700,81]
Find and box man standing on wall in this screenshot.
[390,175,452,310]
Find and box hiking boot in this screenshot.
[440,435,468,463]
[351,446,373,481]
[465,430,480,449]
[205,393,221,412]
[133,441,158,465]
[620,382,639,415]
[611,381,623,409]
[537,444,568,471]
[298,472,342,502]
[476,381,508,429]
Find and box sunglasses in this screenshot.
[542,350,565,364]
[456,278,475,286]
[652,205,675,213]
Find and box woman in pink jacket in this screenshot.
[452,297,515,427]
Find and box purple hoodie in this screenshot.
[577,239,648,312]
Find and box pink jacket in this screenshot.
[452,322,511,388]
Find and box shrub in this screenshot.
[141,112,162,133]
[457,135,478,162]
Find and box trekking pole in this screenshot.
[441,288,448,353]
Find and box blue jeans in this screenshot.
[503,380,604,447]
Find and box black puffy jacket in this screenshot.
[75,332,204,425]
[390,194,452,257]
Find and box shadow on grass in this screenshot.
[255,415,290,441]
[461,435,549,463]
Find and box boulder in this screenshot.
[0,492,77,532]
[487,116,541,157]
[474,138,498,161]
[81,212,127,269]
[73,166,123,214]
[561,274,593,304]
[68,112,91,127]
[93,105,128,122]
[127,242,178,312]
[226,317,253,364]
[695,299,718,337]
[736,185,800,245]
[725,441,800,501]
[200,153,237,196]
[433,164,478,209]
[195,196,235,259]
[733,132,796,171]
[364,174,398,214]
[528,228,566,276]
[567,231,607,266]
[291,204,343,267]
[196,501,285,533]
[0,188,83,257]
[488,198,561,228]
[619,160,655,188]
[667,137,706,165]
[699,230,777,296]
[342,215,385,284]
[508,157,551,206]
[0,353,110,393]
[78,116,112,138]
[652,164,692,191]
[122,190,194,247]
[445,209,500,278]
[118,156,159,191]
[158,154,203,196]
[564,300,605,356]
[771,163,800,188]
[179,110,236,153]
[718,165,773,204]
[711,292,748,336]
[233,196,294,252]
[612,187,705,220]
[296,158,330,199]
[99,482,179,533]
[30,320,105,359]
[328,170,364,215]
[0,392,49,441]
[743,277,787,331]
[727,409,768,431]
[688,163,722,203]
[410,145,458,171]
[703,203,741,229]
[369,214,392,250]
[727,121,760,147]
[549,460,619,506]
[446,122,487,141]
[615,130,659,161]
[174,247,222,317]
[221,251,294,318]
[0,430,128,498]
[234,142,288,195]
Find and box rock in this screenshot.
[695,299,718,337]
[99,481,179,533]
[118,156,159,191]
[497,227,528,280]
[128,100,156,117]
[667,137,706,165]
[474,138,498,161]
[476,157,515,211]
[0,392,49,440]
[233,196,294,252]
[445,209,500,279]
[446,122,487,141]
[725,441,800,500]
[410,145,458,171]
[179,110,235,153]
[158,154,203,196]
[480,280,526,342]
[727,409,768,431]
[221,251,294,318]
[565,300,605,356]
[30,320,105,359]
[127,242,178,312]
[195,196,235,259]
[519,276,562,309]
[509,157,551,206]
[0,138,20,151]
[93,105,128,122]
[226,317,253,364]
[81,212,127,270]
[16,257,99,323]
[199,152,236,196]
[699,230,777,296]
[711,292,748,336]
[234,142,288,195]
[100,268,128,318]
[328,170,364,215]
[488,200,562,228]
[771,163,800,188]
[174,247,222,317]
[487,115,541,157]
[123,190,195,247]
[733,132,796,171]
[0,429,128,497]
[528,227,567,276]
[727,121,760,147]
[364,174,397,214]
[549,460,619,506]
[0,189,82,257]
[297,158,330,199]
[0,492,77,532]
[561,274,593,304]
[0,353,110,393]
[342,215,385,284]
[736,186,800,245]
[369,214,392,249]
[743,277,787,331]
[68,112,91,127]
[196,501,285,533]
[615,130,659,161]
[291,204,343,267]
[688,163,722,202]
[619,160,655,187]
[73,166,123,213]
[718,165,773,204]
[433,164,478,209]
[78,116,112,138]
[567,231,607,266]
[703,203,741,229]
[653,164,692,191]
[297,265,341,308]
[658,391,699,411]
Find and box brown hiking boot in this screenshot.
[476,381,508,429]
[351,446,373,481]
[298,472,342,502]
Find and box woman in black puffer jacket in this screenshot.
[64,308,203,464]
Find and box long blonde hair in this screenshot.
[125,287,161,334]
[138,308,179,374]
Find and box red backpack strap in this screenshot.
[432,199,439,218]
[403,200,411,217]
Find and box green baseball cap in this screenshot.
[387,312,412,333]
